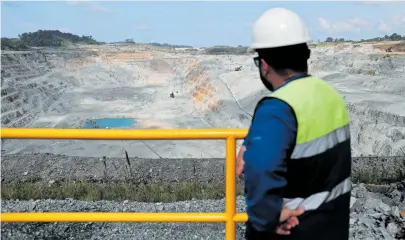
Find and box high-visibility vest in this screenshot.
[248,75,352,239]
[269,75,352,210]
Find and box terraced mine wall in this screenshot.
[0,49,250,158]
[1,50,90,128]
[1,50,245,128]
[309,50,405,156]
[0,49,162,128]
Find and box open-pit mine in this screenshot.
[1,42,405,239]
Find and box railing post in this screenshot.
[225,137,236,240]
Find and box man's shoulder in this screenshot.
[252,96,296,125]
[254,96,293,115]
[247,96,297,145]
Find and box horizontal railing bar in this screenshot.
[1,213,249,223]
[1,128,248,140]
[1,212,238,223]
[233,213,248,222]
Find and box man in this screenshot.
[236,8,352,240]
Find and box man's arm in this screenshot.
[243,98,297,232]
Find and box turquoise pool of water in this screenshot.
[84,118,135,129]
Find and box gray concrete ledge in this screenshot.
[2,153,404,184]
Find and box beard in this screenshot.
[259,69,274,92]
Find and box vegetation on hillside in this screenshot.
[203,33,404,55]
[1,30,100,51]
[204,45,249,55]
[2,29,404,52]
[149,42,193,48]
[105,38,193,48]
[109,38,137,45]
[1,38,30,51]
[325,32,405,43]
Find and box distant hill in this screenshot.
[203,45,249,55]
[1,30,101,51]
[149,42,193,48]
[106,39,193,48]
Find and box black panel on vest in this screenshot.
[282,139,352,198]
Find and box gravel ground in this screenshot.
[2,182,405,240]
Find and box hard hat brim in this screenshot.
[251,38,310,50]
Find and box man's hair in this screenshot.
[256,43,311,76]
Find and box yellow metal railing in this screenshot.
[0,128,249,240]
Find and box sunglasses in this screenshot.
[253,56,260,67]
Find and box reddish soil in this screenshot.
[372,42,405,53]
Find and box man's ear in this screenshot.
[260,59,269,72]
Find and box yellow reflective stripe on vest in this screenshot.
[283,177,351,210]
[270,76,350,158]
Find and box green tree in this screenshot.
[18,30,99,47]
[389,33,402,41]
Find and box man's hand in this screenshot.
[236,145,246,176]
[275,216,299,235]
[275,206,305,235]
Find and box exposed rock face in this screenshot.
[308,49,405,157]
[350,182,405,240]
[1,50,93,128]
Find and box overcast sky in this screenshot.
[1,1,405,47]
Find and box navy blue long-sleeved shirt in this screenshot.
[242,78,300,232]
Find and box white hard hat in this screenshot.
[251,8,310,49]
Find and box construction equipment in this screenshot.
[234,66,242,71]
[386,46,392,52]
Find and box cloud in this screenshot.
[135,24,148,31]
[348,18,369,27]
[392,13,405,27]
[318,17,370,33]
[66,1,110,13]
[88,2,109,13]
[377,20,391,33]
[318,17,331,29]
